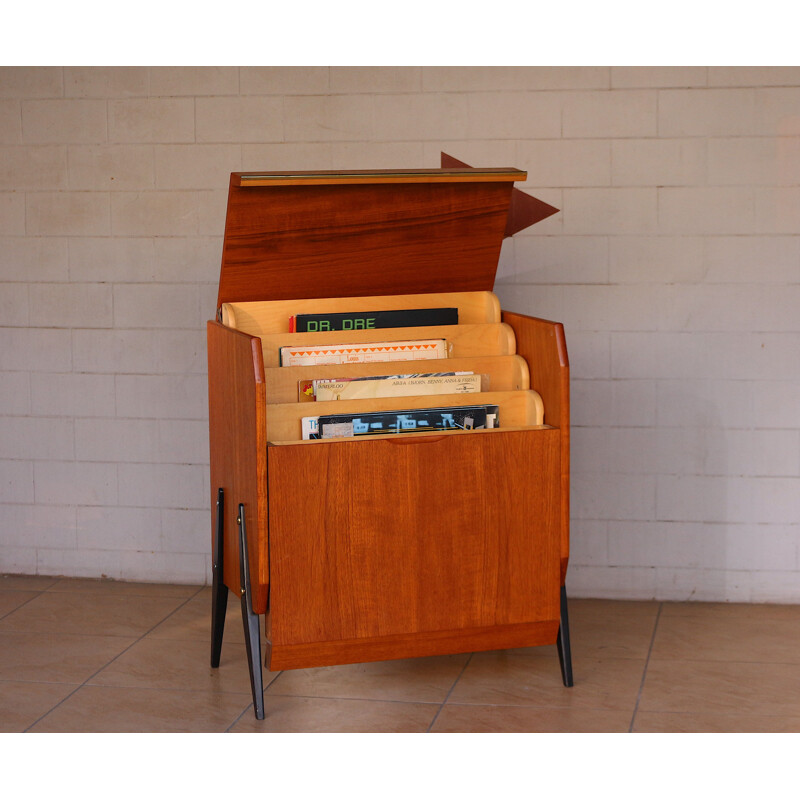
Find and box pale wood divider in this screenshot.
[264,354,530,404]
[221,290,501,335]
[259,322,516,368]
[265,389,544,444]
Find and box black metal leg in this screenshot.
[556,584,574,687]
[210,488,228,669]
[238,503,265,720]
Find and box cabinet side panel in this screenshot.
[207,321,269,612]
[267,429,560,654]
[502,311,570,583]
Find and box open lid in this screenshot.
[217,166,527,309]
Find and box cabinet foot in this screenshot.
[556,585,574,687]
[210,488,228,668]
[238,503,265,720]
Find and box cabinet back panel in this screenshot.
[218,180,512,306]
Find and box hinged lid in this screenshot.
[217,167,526,309]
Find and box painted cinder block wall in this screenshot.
[0,66,798,602]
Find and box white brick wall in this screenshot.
[0,66,798,602]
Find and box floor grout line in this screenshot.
[0,589,49,621]
[426,653,473,733]
[628,601,663,733]
[20,584,207,732]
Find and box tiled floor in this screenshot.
[2,574,800,733]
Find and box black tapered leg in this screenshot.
[210,488,228,668]
[238,503,265,720]
[556,584,574,687]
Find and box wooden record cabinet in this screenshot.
[207,166,573,720]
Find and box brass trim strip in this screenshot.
[234,168,527,187]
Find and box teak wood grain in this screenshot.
[265,429,561,667]
[217,177,514,307]
[503,311,570,583]
[207,321,269,613]
[269,621,559,670]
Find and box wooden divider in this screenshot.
[222,290,500,336]
[263,354,530,404]
[265,389,544,444]
[259,322,516,367]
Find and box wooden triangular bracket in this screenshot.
[441,152,559,237]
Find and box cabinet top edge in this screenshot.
[233,168,527,187]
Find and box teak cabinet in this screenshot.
[207,166,573,720]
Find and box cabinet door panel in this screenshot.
[267,429,561,649]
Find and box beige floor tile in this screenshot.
[232,695,438,733]
[506,612,657,661]
[45,577,202,598]
[0,575,58,591]
[569,613,657,661]
[0,631,136,682]
[448,651,645,710]
[652,614,800,664]
[89,636,265,695]
[640,659,800,716]
[504,599,658,661]
[633,710,800,733]
[266,654,470,704]
[1,593,796,733]
[432,703,632,733]
[661,601,800,622]
[0,680,80,732]
[146,589,244,643]
[0,591,188,637]
[29,685,252,733]
[0,590,39,618]
[569,598,661,619]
